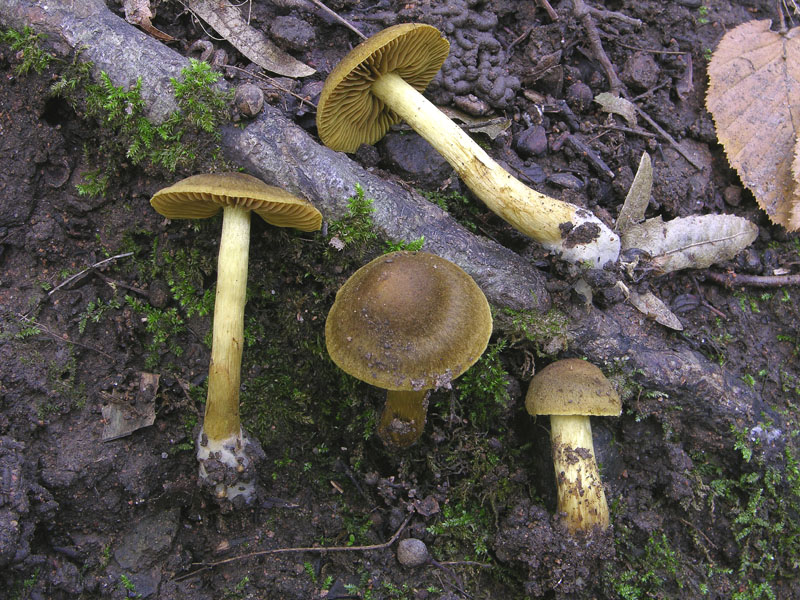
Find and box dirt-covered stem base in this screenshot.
[378,389,430,448]
[549,414,610,533]
[370,72,620,266]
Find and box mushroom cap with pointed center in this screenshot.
[325,251,492,391]
[316,23,450,153]
[526,358,621,417]
[150,172,322,231]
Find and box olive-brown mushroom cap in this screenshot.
[526,358,621,416]
[325,251,492,391]
[150,172,322,231]
[316,23,450,153]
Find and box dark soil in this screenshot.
[1,1,800,599]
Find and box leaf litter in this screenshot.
[706,20,800,230]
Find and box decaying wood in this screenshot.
[0,0,778,446]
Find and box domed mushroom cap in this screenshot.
[150,172,322,231]
[526,358,621,417]
[316,23,450,153]
[325,251,492,391]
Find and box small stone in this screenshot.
[723,185,742,207]
[547,172,584,190]
[620,51,660,92]
[514,125,548,157]
[270,15,315,52]
[565,81,594,112]
[234,84,264,118]
[397,538,429,567]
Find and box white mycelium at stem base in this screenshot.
[195,205,257,501]
[370,72,619,266]
[549,414,610,533]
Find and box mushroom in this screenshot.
[525,358,621,533]
[316,23,620,267]
[325,251,492,448]
[150,172,322,501]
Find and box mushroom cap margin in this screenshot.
[325,251,492,391]
[150,172,322,231]
[316,23,450,153]
[525,358,621,417]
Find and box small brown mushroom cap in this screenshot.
[150,172,322,231]
[316,23,449,152]
[325,251,492,391]
[526,358,621,416]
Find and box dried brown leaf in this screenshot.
[620,214,758,274]
[628,290,684,331]
[185,0,315,78]
[123,0,174,41]
[615,151,652,232]
[706,20,800,230]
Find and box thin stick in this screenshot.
[308,0,366,39]
[13,313,115,360]
[48,252,134,296]
[173,513,413,581]
[633,105,705,171]
[572,0,623,93]
[222,63,317,108]
[703,270,800,288]
[536,0,560,21]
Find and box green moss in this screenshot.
[502,306,569,354]
[51,57,233,198]
[0,26,52,75]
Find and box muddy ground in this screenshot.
[1,0,800,598]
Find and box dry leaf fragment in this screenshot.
[620,214,758,274]
[594,92,637,126]
[185,0,315,78]
[616,151,652,232]
[123,0,175,42]
[628,290,684,331]
[706,20,800,230]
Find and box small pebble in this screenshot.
[397,538,429,567]
[234,84,264,118]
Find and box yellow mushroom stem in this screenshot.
[370,72,620,266]
[548,414,610,533]
[377,389,430,448]
[204,204,250,443]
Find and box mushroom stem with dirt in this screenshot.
[325,251,492,448]
[317,23,620,267]
[150,172,322,502]
[525,358,621,533]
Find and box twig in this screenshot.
[222,63,318,109]
[536,0,560,21]
[571,0,623,93]
[703,270,800,288]
[48,252,134,296]
[173,513,413,582]
[585,5,643,28]
[564,134,616,179]
[308,0,366,40]
[679,517,718,549]
[633,104,705,171]
[13,313,115,360]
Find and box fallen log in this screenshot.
[0,0,776,448]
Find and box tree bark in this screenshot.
[0,0,776,447]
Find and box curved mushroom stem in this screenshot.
[371,72,620,266]
[196,204,260,502]
[548,414,610,533]
[377,389,431,448]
